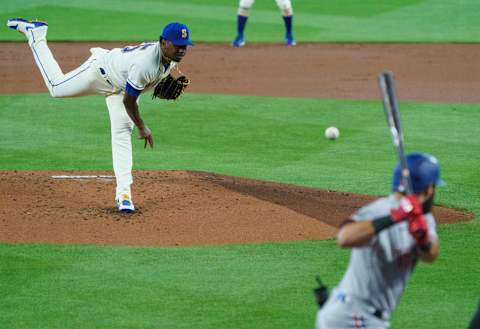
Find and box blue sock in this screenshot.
[283,15,293,37]
[237,15,248,37]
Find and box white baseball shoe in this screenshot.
[116,192,135,213]
[7,18,48,35]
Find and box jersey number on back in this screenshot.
[121,42,154,53]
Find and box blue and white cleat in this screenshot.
[285,34,296,46]
[7,18,48,35]
[232,35,246,48]
[116,193,135,213]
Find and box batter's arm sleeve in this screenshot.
[337,218,377,248]
[426,214,439,242]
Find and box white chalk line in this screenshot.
[51,175,115,180]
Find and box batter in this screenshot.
[316,153,443,328]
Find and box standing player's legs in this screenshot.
[275,0,296,46]
[106,94,135,213]
[7,18,111,98]
[232,0,254,47]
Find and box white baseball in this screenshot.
[325,126,340,140]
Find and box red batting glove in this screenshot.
[390,195,423,222]
[408,214,430,249]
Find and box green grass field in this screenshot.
[1,0,480,328]
[1,93,479,328]
[1,222,478,329]
[1,0,480,42]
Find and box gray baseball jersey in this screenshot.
[316,194,438,329]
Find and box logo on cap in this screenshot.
[161,22,193,46]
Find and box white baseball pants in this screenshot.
[26,27,134,200]
[239,0,293,14]
[106,95,135,198]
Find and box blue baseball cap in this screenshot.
[392,152,445,194]
[161,22,193,46]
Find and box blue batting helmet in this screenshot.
[392,153,445,194]
[161,22,193,46]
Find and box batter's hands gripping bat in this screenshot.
[378,71,413,195]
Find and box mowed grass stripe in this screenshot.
[1,0,479,42]
[1,220,479,329]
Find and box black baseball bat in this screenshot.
[378,71,413,195]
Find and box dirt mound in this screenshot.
[0,171,473,246]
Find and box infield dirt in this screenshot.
[2,42,480,102]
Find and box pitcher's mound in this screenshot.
[0,171,473,246]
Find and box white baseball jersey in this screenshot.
[24,26,177,201]
[316,195,438,328]
[97,41,176,93]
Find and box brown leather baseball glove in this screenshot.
[152,75,190,100]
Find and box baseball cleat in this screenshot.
[116,193,135,213]
[7,18,48,35]
[286,34,296,46]
[232,35,246,48]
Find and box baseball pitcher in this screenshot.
[7,18,193,213]
[232,0,296,47]
[316,153,443,329]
